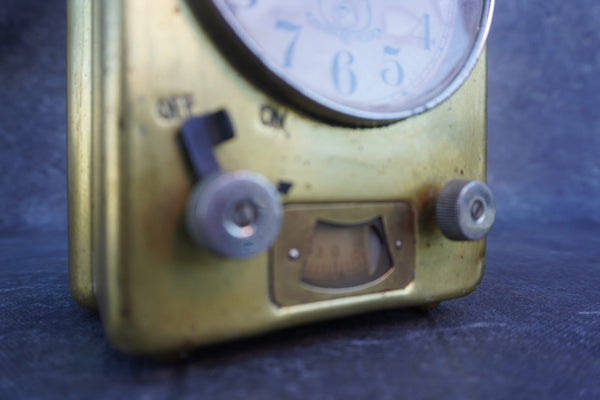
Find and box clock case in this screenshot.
[67,0,489,354]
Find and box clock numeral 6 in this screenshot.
[332,50,357,95]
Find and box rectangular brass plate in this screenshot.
[271,202,415,306]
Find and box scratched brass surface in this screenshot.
[67,0,488,354]
[67,0,95,310]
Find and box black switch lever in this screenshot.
[180,110,234,180]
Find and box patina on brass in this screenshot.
[68,0,488,354]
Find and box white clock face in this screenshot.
[209,0,494,123]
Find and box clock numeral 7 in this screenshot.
[224,0,257,12]
[276,20,302,68]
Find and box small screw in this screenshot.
[395,240,403,249]
[231,201,257,228]
[288,248,300,260]
[470,199,485,222]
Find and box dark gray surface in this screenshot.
[1,0,599,398]
[1,222,599,399]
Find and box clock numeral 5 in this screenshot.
[381,46,404,86]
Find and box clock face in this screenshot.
[206,0,494,123]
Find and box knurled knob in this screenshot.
[435,180,496,241]
[185,170,282,258]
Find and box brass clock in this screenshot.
[67,0,495,355]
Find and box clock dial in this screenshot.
[206,0,493,123]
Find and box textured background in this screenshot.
[1,1,599,399]
[1,1,599,234]
[487,2,600,225]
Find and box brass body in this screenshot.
[67,0,488,354]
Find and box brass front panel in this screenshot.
[67,0,488,354]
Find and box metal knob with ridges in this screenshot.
[435,180,496,241]
[185,170,282,258]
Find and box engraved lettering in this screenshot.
[157,94,194,121]
[260,105,286,130]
